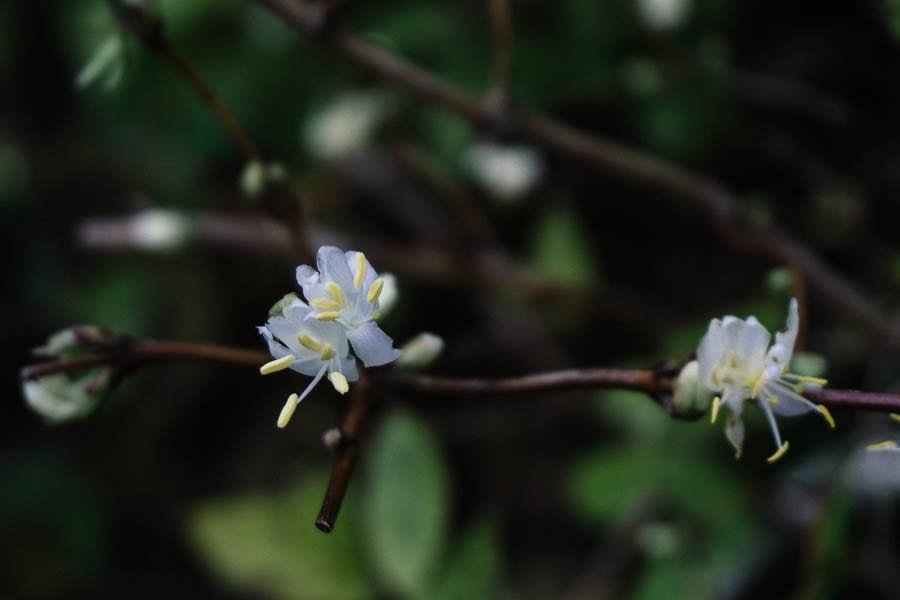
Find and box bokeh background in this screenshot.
[4,0,900,598]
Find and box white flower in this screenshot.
[395,332,444,371]
[463,143,543,202]
[258,298,359,428]
[697,298,834,462]
[304,92,389,160]
[23,372,107,424]
[296,246,401,368]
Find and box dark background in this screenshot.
[3,0,900,598]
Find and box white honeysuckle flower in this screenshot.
[463,143,543,202]
[697,298,835,463]
[296,246,401,368]
[258,298,358,429]
[304,91,389,160]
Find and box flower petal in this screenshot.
[295,264,321,300]
[348,321,401,367]
[762,381,819,416]
[725,415,745,458]
[316,246,356,290]
[737,317,770,374]
[697,319,725,389]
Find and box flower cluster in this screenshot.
[258,247,400,428]
[697,298,834,463]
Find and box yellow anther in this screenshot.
[319,343,334,361]
[867,440,898,452]
[710,396,722,424]
[367,277,384,304]
[328,372,349,394]
[767,396,779,406]
[260,354,295,375]
[817,404,836,429]
[325,282,346,307]
[711,368,720,386]
[316,311,341,321]
[277,393,299,429]
[728,351,737,368]
[354,252,367,288]
[797,375,828,386]
[312,298,341,310]
[890,413,900,424]
[750,374,765,399]
[767,441,790,464]
[298,334,323,352]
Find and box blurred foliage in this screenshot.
[5,0,900,598]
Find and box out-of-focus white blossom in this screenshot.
[304,92,389,160]
[636,0,691,32]
[697,298,834,462]
[395,333,444,372]
[463,143,543,202]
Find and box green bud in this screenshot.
[268,292,300,318]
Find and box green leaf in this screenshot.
[363,412,450,596]
[530,207,598,287]
[187,471,370,600]
[429,523,501,600]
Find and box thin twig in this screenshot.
[253,0,899,348]
[487,0,513,113]
[316,367,374,532]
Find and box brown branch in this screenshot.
[386,368,659,396]
[487,0,513,113]
[253,0,900,348]
[19,340,268,380]
[315,367,374,532]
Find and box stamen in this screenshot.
[328,372,349,394]
[326,282,346,307]
[817,404,836,429]
[891,413,900,424]
[316,311,341,321]
[710,396,721,424]
[728,351,737,368]
[277,393,299,428]
[260,354,295,375]
[750,375,765,399]
[367,277,384,304]
[319,343,334,361]
[354,252,367,288]
[312,298,341,310]
[766,441,790,464]
[298,334,323,352]
[767,396,779,406]
[867,440,898,452]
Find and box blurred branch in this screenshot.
[112,1,315,262]
[487,0,513,114]
[254,0,900,348]
[111,2,261,163]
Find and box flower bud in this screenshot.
[671,360,714,417]
[395,333,444,372]
[23,369,113,425]
[268,293,300,318]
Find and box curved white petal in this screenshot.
[737,317,770,374]
[316,246,355,290]
[348,321,401,367]
[697,319,725,389]
[725,416,745,456]
[258,325,293,359]
[762,381,819,416]
[339,355,360,382]
[295,264,321,300]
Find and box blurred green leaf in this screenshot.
[429,522,502,600]
[530,207,598,287]
[187,471,370,600]
[631,559,714,600]
[363,411,449,596]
